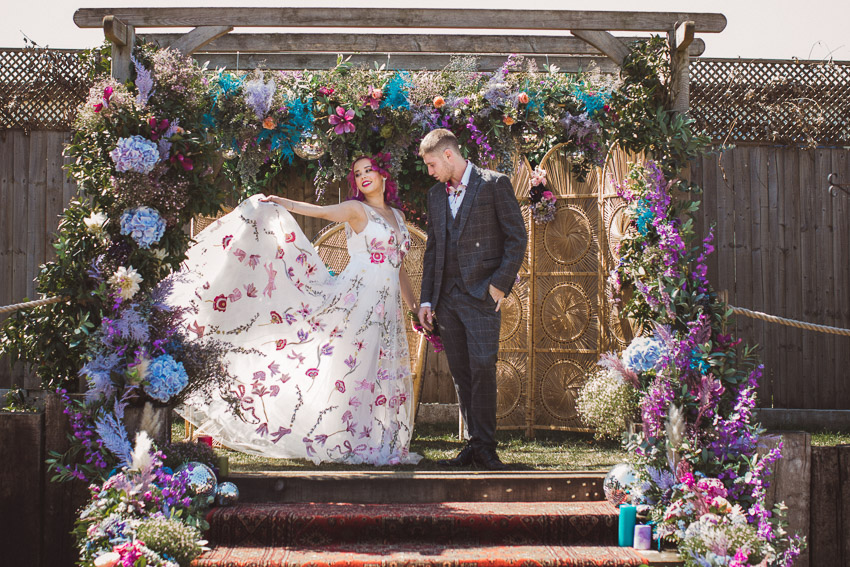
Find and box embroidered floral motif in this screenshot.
[176,195,418,466]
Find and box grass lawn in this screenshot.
[171,419,850,472]
[171,419,628,472]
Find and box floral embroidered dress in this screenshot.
[167,194,421,465]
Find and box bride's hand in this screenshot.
[259,195,278,204]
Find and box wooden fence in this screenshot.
[3,131,849,410]
[691,146,850,410]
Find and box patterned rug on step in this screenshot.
[205,502,620,547]
[192,543,655,567]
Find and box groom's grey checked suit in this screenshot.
[420,163,527,451]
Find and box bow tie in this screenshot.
[447,183,465,195]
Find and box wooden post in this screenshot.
[42,392,89,567]
[668,21,694,115]
[0,410,44,567]
[810,446,841,565]
[103,16,135,83]
[761,432,811,567]
[839,445,850,566]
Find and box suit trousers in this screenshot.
[436,285,501,449]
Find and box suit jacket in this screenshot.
[420,164,528,311]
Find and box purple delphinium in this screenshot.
[55,389,111,480]
[465,117,496,162]
[640,375,676,439]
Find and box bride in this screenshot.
[168,154,422,465]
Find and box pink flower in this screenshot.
[364,87,382,110]
[375,395,387,406]
[335,380,346,393]
[370,252,385,264]
[93,86,113,113]
[285,232,296,243]
[542,190,554,200]
[306,368,319,378]
[212,294,227,312]
[319,86,335,96]
[329,106,356,134]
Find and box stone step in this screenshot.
[205,501,621,547]
[224,470,606,503]
[192,543,681,567]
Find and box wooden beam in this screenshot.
[193,53,620,73]
[168,25,233,55]
[75,8,728,33]
[668,21,694,115]
[140,31,705,57]
[103,16,135,84]
[675,20,696,52]
[102,15,129,46]
[570,29,631,66]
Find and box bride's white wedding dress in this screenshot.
[167,194,421,465]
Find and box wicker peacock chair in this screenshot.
[312,221,430,423]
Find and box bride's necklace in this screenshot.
[367,202,398,231]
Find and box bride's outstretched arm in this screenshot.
[259,195,368,232]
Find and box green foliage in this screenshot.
[600,36,710,176]
[135,517,207,566]
[1,387,38,413]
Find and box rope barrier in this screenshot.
[729,306,850,337]
[1,297,848,336]
[0,295,68,314]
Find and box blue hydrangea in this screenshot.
[144,354,189,403]
[120,206,166,249]
[110,135,160,174]
[622,336,665,373]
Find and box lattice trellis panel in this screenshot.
[690,58,850,146]
[0,48,93,131]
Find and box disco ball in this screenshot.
[294,132,326,160]
[175,461,217,501]
[603,463,637,507]
[215,482,240,506]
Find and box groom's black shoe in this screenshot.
[473,447,510,471]
[437,444,475,467]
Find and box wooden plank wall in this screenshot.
[691,146,850,410]
[0,129,75,389]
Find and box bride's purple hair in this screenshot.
[346,153,402,208]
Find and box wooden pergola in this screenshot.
[73,7,727,113]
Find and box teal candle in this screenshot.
[618,504,637,547]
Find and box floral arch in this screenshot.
[0,7,805,567]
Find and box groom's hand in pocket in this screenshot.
[489,284,506,312]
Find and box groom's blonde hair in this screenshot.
[419,128,460,157]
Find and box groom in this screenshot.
[417,129,527,470]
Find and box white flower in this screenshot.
[151,248,168,261]
[84,212,109,235]
[109,266,143,299]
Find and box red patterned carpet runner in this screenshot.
[194,501,670,566]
